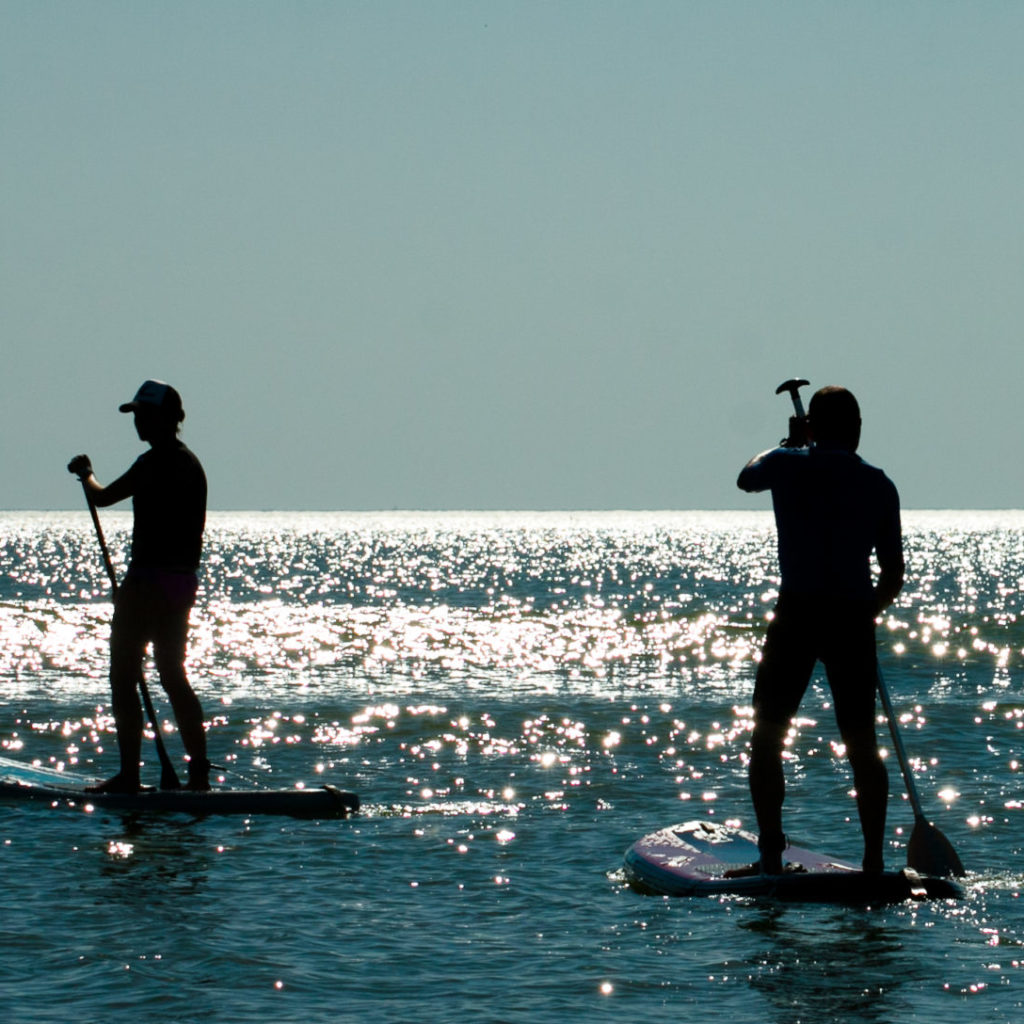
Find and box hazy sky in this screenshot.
[3,2,1022,510]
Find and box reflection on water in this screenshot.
[740,908,916,1022]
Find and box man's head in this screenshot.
[119,379,184,420]
[808,385,861,452]
[119,380,184,442]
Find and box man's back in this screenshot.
[738,444,902,603]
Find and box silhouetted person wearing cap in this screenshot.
[735,385,904,875]
[68,380,209,793]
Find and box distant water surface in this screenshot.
[1,510,1023,1023]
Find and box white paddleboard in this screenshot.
[624,820,962,902]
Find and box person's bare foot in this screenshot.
[724,861,766,878]
[862,854,884,875]
[85,772,141,794]
[186,760,211,791]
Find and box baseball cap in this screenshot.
[119,379,184,418]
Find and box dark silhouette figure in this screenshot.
[736,386,904,873]
[69,380,209,793]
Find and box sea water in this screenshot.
[1,509,1023,1023]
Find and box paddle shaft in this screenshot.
[875,662,927,822]
[80,481,181,790]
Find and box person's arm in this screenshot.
[737,448,783,493]
[874,556,904,615]
[873,483,905,614]
[67,455,135,508]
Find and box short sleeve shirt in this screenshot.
[122,442,207,573]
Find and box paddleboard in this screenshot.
[0,760,358,819]
[624,820,963,902]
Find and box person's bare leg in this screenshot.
[847,730,888,873]
[749,719,787,873]
[155,604,209,791]
[88,594,146,794]
[88,667,144,793]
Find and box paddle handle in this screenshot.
[876,662,926,822]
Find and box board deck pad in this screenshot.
[0,758,358,819]
[624,820,963,903]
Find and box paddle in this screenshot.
[876,662,965,877]
[80,481,182,790]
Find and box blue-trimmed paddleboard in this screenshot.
[624,820,962,903]
[0,758,358,819]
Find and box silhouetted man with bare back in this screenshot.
[68,380,209,793]
[736,385,904,874]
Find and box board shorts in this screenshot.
[110,568,199,673]
[752,592,878,739]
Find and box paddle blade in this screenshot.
[907,819,966,878]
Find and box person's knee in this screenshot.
[109,659,140,696]
[109,634,144,672]
[152,642,187,682]
[157,671,194,710]
[109,684,143,725]
[751,719,787,759]
[155,661,200,713]
[841,724,878,755]
[844,732,886,778]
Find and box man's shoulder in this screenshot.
[175,441,204,465]
[737,446,807,492]
[849,455,900,503]
[746,445,809,473]
[816,448,890,475]
[175,443,207,483]
[137,442,205,478]
[852,454,896,482]
[163,440,203,465]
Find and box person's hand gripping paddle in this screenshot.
[775,378,965,877]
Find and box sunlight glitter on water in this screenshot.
[1,511,776,697]
[5,510,1024,827]
[9,512,1020,692]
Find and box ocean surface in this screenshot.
[2,509,1024,1023]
